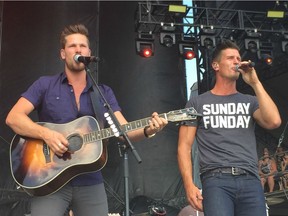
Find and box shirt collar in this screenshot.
[61,71,94,90]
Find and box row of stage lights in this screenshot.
[138,46,196,59]
[135,31,196,60]
[135,27,275,64]
[135,2,288,65]
[135,29,276,66]
[135,4,196,59]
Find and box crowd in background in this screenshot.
[258,147,288,192]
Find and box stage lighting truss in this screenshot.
[136,33,155,58]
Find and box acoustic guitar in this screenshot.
[10,108,200,196]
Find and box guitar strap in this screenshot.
[90,85,105,129]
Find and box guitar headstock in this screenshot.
[166,107,201,122]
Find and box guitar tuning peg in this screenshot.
[107,119,113,125]
[104,113,115,126]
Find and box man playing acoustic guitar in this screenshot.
[6,24,168,216]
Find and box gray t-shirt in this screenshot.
[185,91,259,176]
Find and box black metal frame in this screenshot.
[135,2,288,94]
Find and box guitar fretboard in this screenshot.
[83,113,167,143]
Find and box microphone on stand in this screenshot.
[235,62,255,72]
[74,54,101,64]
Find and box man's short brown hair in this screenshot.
[60,24,89,48]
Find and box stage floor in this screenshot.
[265,189,288,216]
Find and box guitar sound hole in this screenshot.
[67,133,83,153]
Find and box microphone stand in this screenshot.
[85,63,141,216]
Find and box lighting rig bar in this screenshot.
[135,2,288,35]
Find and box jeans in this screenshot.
[31,183,108,216]
[201,171,267,216]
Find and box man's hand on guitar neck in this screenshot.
[144,112,168,137]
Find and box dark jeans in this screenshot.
[201,171,267,216]
[31,183,108,216]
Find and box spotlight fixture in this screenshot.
[160,23,176,48]
[179,44,196,60]
[244,31,261,53]
[160,33,176,47]
[200,36,216,49]
[281,34,288,54]
[200,27,216,49]
[244,38,260,53]
[136,33,155,58]
[184,50,196,60]
[260,53,273,65]
[179,35,196,60]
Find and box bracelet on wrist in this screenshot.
[144,126,156,138]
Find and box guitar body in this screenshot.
[10,116,107,196]
[9,108,199,196]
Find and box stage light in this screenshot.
[244,30,261,54]
[184,50,196,60]
[200,36,216,49]
[260,53,273,65]
[136,41,154,58]
[141,47,153,58]
[282,41,288,54]
[281,34,288,54]
[179,43,196,60]
[160,32,176,47]
[200,27,216,49]
[160,23,176,48]
[136,33,155,58]
[179,35,197,60]
[245,38,260,53]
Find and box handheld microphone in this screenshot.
[74,54,100,64]
[235,62,255,72]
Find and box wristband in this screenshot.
[144,126,156,138]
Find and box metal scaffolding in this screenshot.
[135,2,288,93]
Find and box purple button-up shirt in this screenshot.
[22,72,121,186]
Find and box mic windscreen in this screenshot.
[74,54,82,63]
[249,62,255,67]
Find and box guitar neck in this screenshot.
[83,113,167,143]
